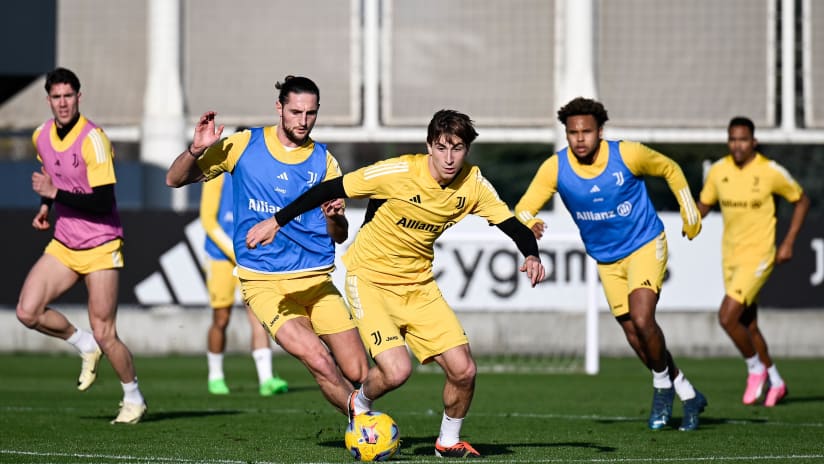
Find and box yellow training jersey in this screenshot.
[699,153,804,261]
[341,154,514,284]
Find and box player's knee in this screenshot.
[303,349,339,379]
[343,358,369,385]
[15,303,39,329]
[718,311,737,331]
[379,360,412,389]
[90,324,118,348]
[448,359,477,388]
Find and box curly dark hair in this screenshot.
[557,97,609,127]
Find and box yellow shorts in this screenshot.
[206,258,238,308]
[344,274,468,364]
[45,238,124,275]
[723,256,773,306]
[241,274,354,339]
[597,232,667,317]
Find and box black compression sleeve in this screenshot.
[274,177,347,226]
[496,217,540,259]
[54,184,116,214]
[40,196,54,208]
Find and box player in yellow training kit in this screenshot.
[697,116,809,407]
[515,97,706,431]
[246,109,546,458]
[200,169,288,396]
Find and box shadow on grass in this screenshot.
[780,394,824,405]
[330,435,620,457]
[87,409,244,423]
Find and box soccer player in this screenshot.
[16,67,147,424]
[245,109,546,458]
[697,116,809,407]
[514,97,706,431]
[200,167,288,396]
[166,75,367,416]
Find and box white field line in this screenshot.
[2,449,823,464]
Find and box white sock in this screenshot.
[354,388,373,415]
[207,352,224,381]
[672,370,696,401]
[746,354,765,374]
[252,348,273,384]
[67,327,98,354]
[122,378,145,405]
[652,367,672,389]
[437,412,464,447]
[767,364,784,388]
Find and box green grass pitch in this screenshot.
[1,354,822,463]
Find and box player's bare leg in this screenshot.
[209,306,231,354]
[17,255,104,392]
[363,346,413,401]
[86,269,136,383]
[627,288,667,372]
[322,328,369,385]
[247,306,288,396]
[741,304,773,367]
[16,254,79,339]
[741,303,786,405]
[206,305,232,394]
[432,344,480,457]
[718,296,757,358]
[274,317,353,413]
[432,344,476,420]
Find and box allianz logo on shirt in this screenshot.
[575,201,633,221]
[248,198,279,213]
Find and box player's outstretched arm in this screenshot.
[166,111,224,188]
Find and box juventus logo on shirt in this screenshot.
[612,171,624,186]
[455,196,466,209]
[307,171,318,185]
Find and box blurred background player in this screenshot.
[515,97,706,431]
[200,142,289,396]
[246,109,546,458]
[167,75,367,418]
[697,116,809,407]
[16,67,146,424]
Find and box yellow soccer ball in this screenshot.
[344,411,400,461]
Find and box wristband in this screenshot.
[187,144,202,158]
